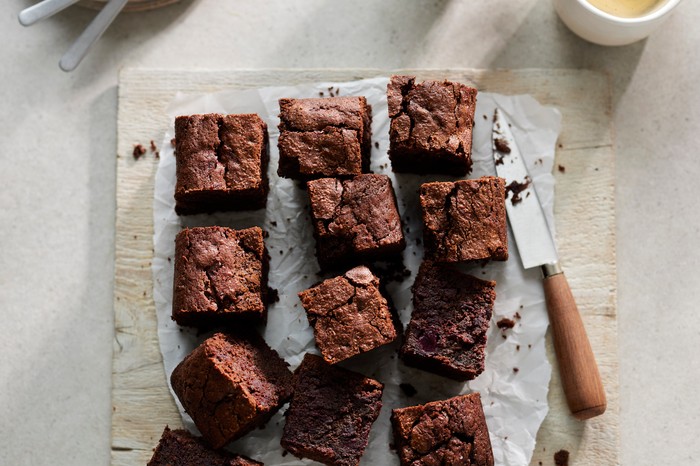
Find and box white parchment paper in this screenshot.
[152,77,562,466]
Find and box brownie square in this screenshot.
[172,226,269,327]
[147,426,262,466]
[277,97,372,180]
[298,265,398,364]
[175,113,269,215]
[307,174,405,269]
[391,393,494,466]
[170,332,293,449]
[420,177,508,263]
[400,261,495,381]
[388,75,477,175]
[281,354,384,466]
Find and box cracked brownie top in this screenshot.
[174,114,269,214]
[307,174,405,269]
[391,392,494,466]
[420,177,508,263]
[172,226,268,327]
[298,265,398,364]
[277,97,372,180]
[387,75,477,176]
[170,332,293,450]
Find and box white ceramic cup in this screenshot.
[553,0,682,46]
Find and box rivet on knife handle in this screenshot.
[542,265,607,420]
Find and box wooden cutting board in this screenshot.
[112,69,618,466]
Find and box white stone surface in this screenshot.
[0,0,697,465]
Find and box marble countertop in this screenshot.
[1,1,697,465]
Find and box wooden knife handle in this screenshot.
[543,271,606,420]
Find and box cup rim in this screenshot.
[576,0,681,23]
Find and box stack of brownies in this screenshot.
[148,76,508,466]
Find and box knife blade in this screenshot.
[492,108,606,420]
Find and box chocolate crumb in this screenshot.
[318,91,324,97]
[514,312,521,320]
[516,345,520,351]
[513,367,519,373]
[505,177,531,205]
[267,287,280,303]
[374,141,379,149]
[154,151,160,159]
[399,383,418,397]
[528,344,532,349]
[170,138,176,147]
[167,257,171,263]
[502,335,507,340]
[149,140,157,152]
[535,158,543,165]
[558,164,566,173]
[558,143,563,149]
[132,144,147,160]
[494,137,511,154]
[483,114,488,120]
[554,450,570,466]
[497,318,516,330]
[271,221,277,227]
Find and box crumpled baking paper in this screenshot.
[152,76,562,466]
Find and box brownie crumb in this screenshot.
[554,450,570,466]
[132,144,147,160]
[170,138,176,147]
[483,114,488,120]
[514,312,521,320]
[494,137,511,154]
[399,383,417,397]
[516,345,521,351]
[558,143,563,149]
[513,367,519,373]
[268,287,280,303]
[505,177,531,205]
[318,91,324,97]
[558,164,566,173]
[528,344,532,349]
[374,141,379,149]
[497,318,516,330]
[270,221,277,227]
[150,140,157,152]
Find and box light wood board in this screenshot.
[113,69,618,466]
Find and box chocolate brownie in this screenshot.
[420,177,508,263]
[387,75,477,175]
[277,97,372,180]
[170,332,293,449]
[147,426,262,466]
[174,113,269,215]
[307,174,405,269]
[281,354,384,466]
[391,393,494,466]
[172,226,269,327]
[400,261,495,381]
[298,265,397,364]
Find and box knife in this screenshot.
[492,108,606,420]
